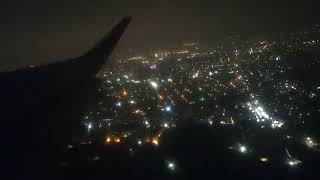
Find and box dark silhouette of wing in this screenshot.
[1,16,131,108]
[0,17,131,177]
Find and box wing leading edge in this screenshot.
[1,16,132,106]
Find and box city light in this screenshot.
[287,159,302,167]
[105,136,121,144]
[192,71,199,79]
[168,162,175,171]
[165,160,177,171]
[129,100,136,104]
[247,99,284,129]
[305,136,317,149]
[260,157,269,163]
[114,137,121,143]
[106,136,111,144]
[165,105,172,112]
[116,101,122,107]
[150,64,157,69]
[239,145,247,153]
[122,89,128,96]
[87,123,92,132]
[77,31,320,176]
[152,138,159,146]
[4,2,320,178]
[150,81,159,89]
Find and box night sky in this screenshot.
[1,0,320,67]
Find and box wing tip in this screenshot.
[81,16,132,70]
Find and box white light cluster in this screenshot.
[192,71,199,79]
[287,159,302,167]
[144,120,150,128]
[305,137,318,149]
[247,99,284,129]
[271,120,284,129]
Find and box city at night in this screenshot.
[1,0,320,179]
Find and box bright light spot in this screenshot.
[114,137,121,143]
[144,120,150,128]
[256,106,270,119]
[167,162,175,171]
[87,123,92,132]
[249,48,253,54]
[165,160,177,171]
[133,109,146,116]
[150,64,157,69]
[260,157,269,163]
[105,137,111,144]
[271,120,284,129]
[137,140,142,145]
[163,123,169,128]
[150,81,158,89]
[129,100,136,104]
[168,78,173,83]
[155,53,158,58]
[116,101,122,107]
[122,90,128,96]
[157,94,164,100]
[192,71,199,79]
[165,105,172,112]
[152,138,159,146]
[305,136,317,148]
[168,163,174,168]
[287,159,302,167]
[132,80,141,84]
[239,145,247,153]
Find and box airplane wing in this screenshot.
[0,17,132,171]
[1,16,131,109]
